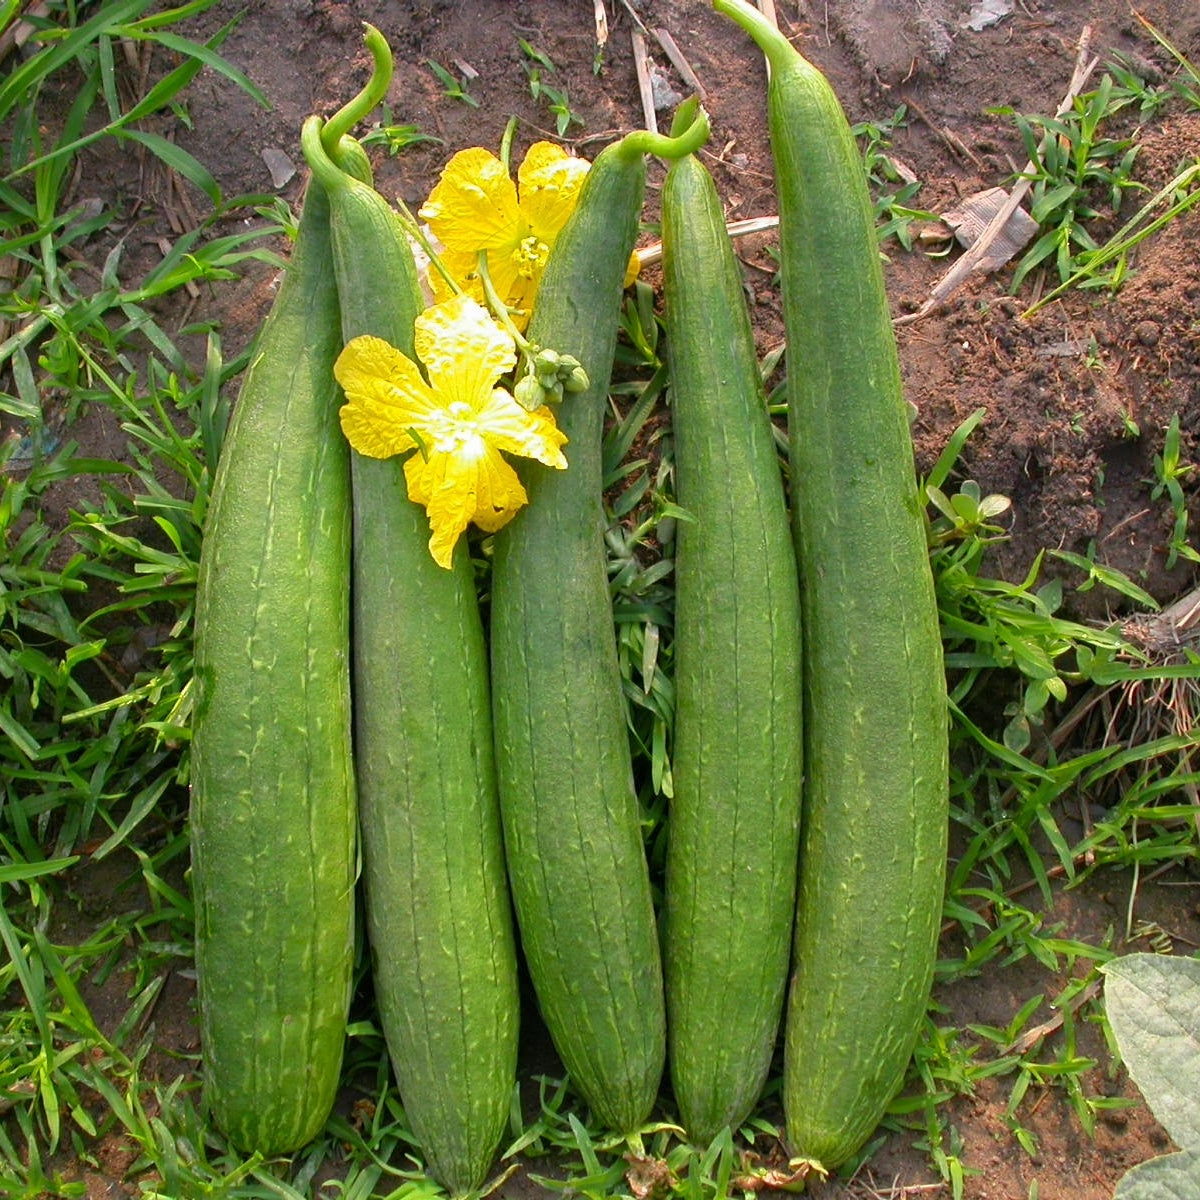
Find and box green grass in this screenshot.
[425,58,479,108]
[518,39,584,137]
[849,104,938,252]
[2,6,1199,1199]
[1004,24,1200,302]
[998,71,1146,294]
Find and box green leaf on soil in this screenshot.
[1114,1148,1200,1200]
[1102,953,1200,1149]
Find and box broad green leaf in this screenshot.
[1115,1148,1200,1199]
[1102,954,1200,1148]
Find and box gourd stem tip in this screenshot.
[712,0,796,75]
[616,102,711,164]
[319,24,395,154]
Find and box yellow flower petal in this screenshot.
[334,335,438,460]
[419,142,596,326]
[403,439,529,568]
[468,451,530,532]
[490,251,539,331]
[518,141,590,242]
[476,391,568,469]
[624,250,640,289]
[414,294,516,406]
[334,297,569,567]
[519,140,574,179]
[419,147,521,252]
[427,244,484,307]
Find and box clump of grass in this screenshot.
[996,72,1146,294]
[519,38,584,137]
[850,104,938,251]
[1010,20,1200,306]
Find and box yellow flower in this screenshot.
[334,295,568,569]
[419,141,636,330]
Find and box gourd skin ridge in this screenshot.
[661,150,804,1146]
[490,145,667,1136]
[191,176,356,1156]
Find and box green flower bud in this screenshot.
[513,373,547,411]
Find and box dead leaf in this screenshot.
[625,1153,677,1200]
[940,187,1039,268]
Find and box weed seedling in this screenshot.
[1149,414,1199,569]
[999,72,1146,293]
[519,39,583,136]
[1023,160,1200,313]
[360,103,443,155]
[1134,10,1200,110]
[426,58,479,107]
[850,105,938,250]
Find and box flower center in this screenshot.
[511,234,550,279]
[430,401,487,461]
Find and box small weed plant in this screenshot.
[519,39,584,137]
[1150,414,1200,570]
[426,58,479,108]
[360,104,443,156]
[1011,23,1200,304]
[850,104,938,251]
[999,72,1145,293]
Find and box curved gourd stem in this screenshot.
[612,100,711,163]
[301,112,373,190]
[302,114,354,194]
[319,22,393,155]
[712,0,797,72]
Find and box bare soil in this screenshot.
[13,1,1200,1197]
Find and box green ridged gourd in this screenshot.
[190,137,369,1156]
[714,0,950,1170]
[660,142,803,1146]
[489,111,710,1134]
[300,41,519,1191]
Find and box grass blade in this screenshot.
[0,0,151,124]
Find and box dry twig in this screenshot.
[594,0,609,53]
[652,27,706,99]
[630,27,658,135]
[636,214,779,269]
[1002,978,1103,1056]
[905,97,984,169]
[0,0,52,65]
